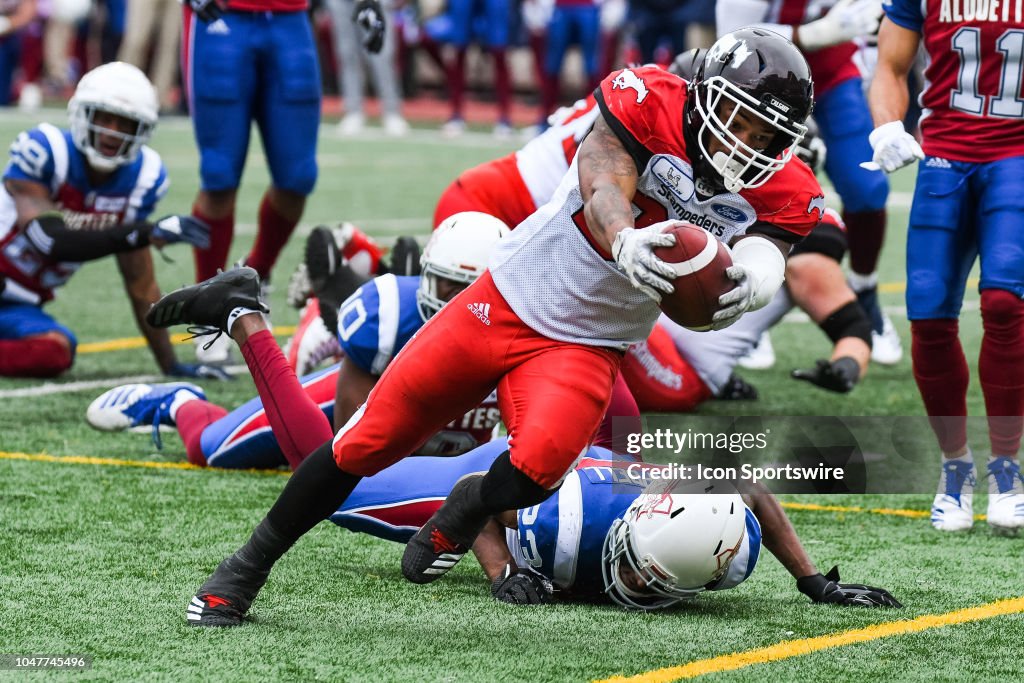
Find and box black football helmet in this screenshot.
[684,28,814,193]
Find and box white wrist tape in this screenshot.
[732,235,786,310]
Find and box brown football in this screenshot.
[653,223,734,330]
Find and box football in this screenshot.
[653,223,734,330]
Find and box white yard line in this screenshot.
[0,365,248,399]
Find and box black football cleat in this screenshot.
[185,554,269,627]
[389,235,422,276]
[402,475,488,584]
[304,225,342,294]
[146,267,268,333]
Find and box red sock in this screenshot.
[594,372,641,456]
[979,289,1024,455]
[240,329,334,469]
[490,48,511,122]
[540,76,560,124]
[844,208,887,276]
[449,48,467,119]
[0,337,73,377]
[177,400,229,466]
[192,203,234,282]
[246,193,300,280]
[911,319,968,453]
[528,33,546,87]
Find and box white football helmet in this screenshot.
[417,212,510,321]
[68,62,159,172]
[602,480,747,610]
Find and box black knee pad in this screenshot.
[819,300,873,347]
[791,222,847,263]
[479,451,555,514]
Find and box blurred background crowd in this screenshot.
[0,0,721,136]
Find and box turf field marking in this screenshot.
[594,595,1024,683]
[0,365,248,398]
[0,450,289,476]
[77,328,297,354]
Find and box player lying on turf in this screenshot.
[0,62,224,380]
[87,213,641,467]
[325,438,902,610]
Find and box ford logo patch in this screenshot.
[711,204,747,222]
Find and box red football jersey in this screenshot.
[226,0,308,10]
[886,0,1024,162]
[596,67,823,243]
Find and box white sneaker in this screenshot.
[986,457,1024,533]
[492,121,514,139]
[871,313,903,365]
[383,114,409,137]
[194,332,234,365]
[441,118,466,138]
[86,382,205,448]
[931,458,976,531]
[18,82,42,112]
[338,112,365,136]
[284,299,343,376]
[738,332,776,370]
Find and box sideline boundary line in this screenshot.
[594,596,1024,683]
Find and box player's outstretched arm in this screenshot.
[866,18,923,172]
[744,486,902,607]
[333,356,378,431]
[713,233,788,330]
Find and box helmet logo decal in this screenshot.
[633,493,674,520]
[612,69,650,104]
[806,195,826,219]
[707,33,753,69]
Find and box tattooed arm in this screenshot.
[579,114,639,254]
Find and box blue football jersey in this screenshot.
[0,123,168,300]
[336,274,425,375]
[511,452,762,599]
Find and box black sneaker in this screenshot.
[185,554,269,627]
[389,236,422,276]
[146,268,268,332]
[402,475,488,584]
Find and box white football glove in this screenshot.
[866,121,924,173]
[798,0,882,51]
[612,223,677,303]
[712,264,755,330]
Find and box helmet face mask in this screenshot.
[68,62,159,173]
[601,518,699,610]
[685,28,814,194]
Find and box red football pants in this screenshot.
[432,154,537,230]
[621,323,711,412]
[332,271,623,487]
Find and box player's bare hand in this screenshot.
[612,223,677,303]
[353,0,386,55]
[866,121,923,173]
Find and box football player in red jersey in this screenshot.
[716,0,902,365]
[870,0,1024,533]
[156,29,825,627]
[180,0,385,365]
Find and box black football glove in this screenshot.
[797,565,902,608]
[792,357,861,394]
[183,0,226,23]
[353,0,386,54]
[491,565,553,605]
[150,215,211,250]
